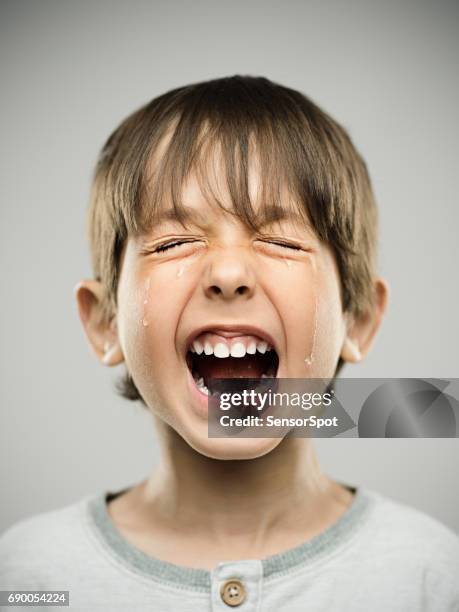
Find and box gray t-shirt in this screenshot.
[1,485,458,611]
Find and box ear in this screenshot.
[340,277,389,363]
[74,279,124,367]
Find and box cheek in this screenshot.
[258,257,318,370]
[271,256,344,376]
[314,283,346,370]
[309,261,346,374]
[116,266,185,389]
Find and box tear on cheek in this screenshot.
[141,275,152,327]
[303,264,319,368]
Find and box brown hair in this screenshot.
[87,75,378,404]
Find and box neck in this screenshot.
[134,419,352,553]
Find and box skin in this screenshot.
[75,153,388,570]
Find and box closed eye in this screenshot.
[262,240,302,251]
[153,238,303,253]
[155,239,197,253]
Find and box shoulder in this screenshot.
[365,488,459,555]
[0,498,87,554]
[0,496,92,587]
[361,488,459,593]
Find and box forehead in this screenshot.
[152,192,311,234]
[140,127,313,234]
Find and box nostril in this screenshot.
[208,285,250,296]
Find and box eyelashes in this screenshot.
[261,240,302,251]
[154,239,302,254]
[154,239,198,253]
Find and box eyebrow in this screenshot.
[154,205,308,228]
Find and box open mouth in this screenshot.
[185,332,280,396]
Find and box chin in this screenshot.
[183,431,284,461]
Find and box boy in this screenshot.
[1,75,458,611]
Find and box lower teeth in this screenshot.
[194,374,209,395]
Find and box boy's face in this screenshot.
[110,155,353,459]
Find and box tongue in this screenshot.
[195,354,266,380]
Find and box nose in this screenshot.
[202,249,256,301]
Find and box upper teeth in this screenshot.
[190,333,272,359]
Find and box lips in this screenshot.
[183,324,280,395]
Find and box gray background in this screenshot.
[1,0,458,534]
